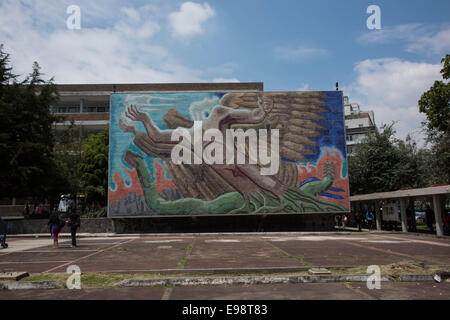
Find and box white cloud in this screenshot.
[358,24,450,55]
[169,2,215,38]
[274,46,328,61]
[344,58,442,144]
[406,28,450,55]
[0,0,230,84]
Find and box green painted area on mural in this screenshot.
[129,150,346,216]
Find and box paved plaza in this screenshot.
[0,231,449,300]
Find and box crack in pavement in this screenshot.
[177,238,196,270]
[263,241,314,267]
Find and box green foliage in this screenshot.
[0,45,60,200]
[81,206,107,218]
[425,129,450,184]
[79,125,109,206]
[348,123,431,195]
[418,54,450,184]
[419,54,450,133]
[52,123,83,197]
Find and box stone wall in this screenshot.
[6,218,114,235]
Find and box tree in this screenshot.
[419,54,450,184]
[0,45,60,201]
[78,125,109,208]
[419,54,450,133]
[348,123,430,195]
[49,123,84,206]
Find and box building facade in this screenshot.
[51,83,264,139]
[343,96,376,154]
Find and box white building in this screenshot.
[343,96,376,154]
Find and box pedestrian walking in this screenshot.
[68,208,80,247]
[343,214,348,227]
[47,212,65,248]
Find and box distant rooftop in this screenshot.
[49,82,264,93]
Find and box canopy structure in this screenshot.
[350,185,450,236]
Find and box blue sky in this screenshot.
[0,0,449,143]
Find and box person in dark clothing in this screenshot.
[68,209,80,247]
[355,211,363,231]
[425,205,434,232]
[0,217,8,248]
[23,202,30,218]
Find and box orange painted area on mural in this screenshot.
[154,159,178,193]
[298,148,349,209]
[108,166,144,206]
[108,160,178,206]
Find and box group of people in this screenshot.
[336,211,375,231]
[47,208,80,248]
[22,202,46,217]
[335,214,349,227]
[354,211,375,231]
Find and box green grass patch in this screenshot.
[20,262,450,290]
[177,239,196,270]
[24,272,158,289]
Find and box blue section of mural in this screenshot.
[303,91,346,163]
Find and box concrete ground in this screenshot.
[0,231,449,300]
[0,282,449,300]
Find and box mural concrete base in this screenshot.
[7,215,335,234]
[112,214,335,233]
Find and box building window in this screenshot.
[68,107,80,113]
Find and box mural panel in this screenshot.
[108,91,349,217]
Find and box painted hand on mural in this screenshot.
[125,104,150,123]
[258,95,274,114]
[124,104,173,144]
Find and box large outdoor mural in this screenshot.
[108,91,349,217]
